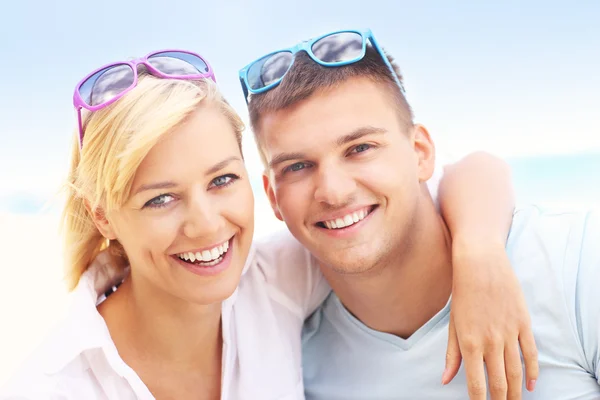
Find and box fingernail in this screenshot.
[527,379,536,391]
[441,368,448,385]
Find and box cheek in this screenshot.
[356,152,417,196]
[222,181,255,227]
[275,180,311,222]
[240,184,255,224]
[115,212,182,259]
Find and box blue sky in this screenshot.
[0,0,598,210]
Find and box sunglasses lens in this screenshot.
[247,51,293,91]
[79,64,135,107]
[311,32,364,64]
[148,51,210,76]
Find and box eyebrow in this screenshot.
[268,151,307,170]
[133,156,242,195]
[206,156,242,175]
[267,126,387,170]
[133,181,178,196]
[336,126,387,147]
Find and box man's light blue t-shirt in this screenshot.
[302,207,600,399]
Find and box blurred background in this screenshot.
[0,0,598,385]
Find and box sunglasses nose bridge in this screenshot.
[291,42,305,53]
[121,56,158,77]
[128,58,153,75]
[126,56,143,68]
[137,62,155,76]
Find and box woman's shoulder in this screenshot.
[1,315,139,400]
[1,369,64,399]
[1,269,130,400]
[224,231,314,398]
[0,332,94,400]
[238,229,331,319]
[253,228,315,274]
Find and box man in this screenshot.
[241,29,600,399]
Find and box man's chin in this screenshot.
[316,252,380,276]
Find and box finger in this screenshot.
[505,343,523,400]
[519,326,539,392]
[463,350,487,400]
[443,315,463,384]
[485,347,508,400]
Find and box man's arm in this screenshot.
[437,152,539,399]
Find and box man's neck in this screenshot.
[322,201,453,339]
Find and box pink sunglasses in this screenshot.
[73,49,216,148]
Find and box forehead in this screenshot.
[258,77,402,159]
[134,104,240,183]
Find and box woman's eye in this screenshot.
[144,194,175,209]
[210,174,239,188]
[351,143,371,154]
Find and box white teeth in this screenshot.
[322,209,370,230]
[202,257,222,267]
[343,215,353,226]
[177,240,231,263]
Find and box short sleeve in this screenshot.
[253,229,331,319]
[575,211,600,382]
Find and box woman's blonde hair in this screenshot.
[61,73,244,290]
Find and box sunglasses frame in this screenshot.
[238,29,404,103]
[73,49,216,148]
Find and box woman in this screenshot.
[1,50,533,399]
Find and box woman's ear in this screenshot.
[84,200,117,240]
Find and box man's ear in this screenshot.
[262,172,283,221]
[84,200,117,240]
[412,124,436,182]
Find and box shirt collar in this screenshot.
[41,244,257,375]
[41,250,128,374]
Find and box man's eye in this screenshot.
[351,143,371,154]
[285,162,310,173]
[144,194,175,209]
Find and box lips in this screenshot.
[173,237,232,266]
[173,236,236,277]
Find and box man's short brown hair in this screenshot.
[247,45,414,167]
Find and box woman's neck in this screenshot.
[98,273,223,395]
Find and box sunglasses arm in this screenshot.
[76,107,86,149]
[368,34,406,94]
[239,76,250,105]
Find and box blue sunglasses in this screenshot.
[238,29,405,102]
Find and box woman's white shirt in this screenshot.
[0,236,329,400]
